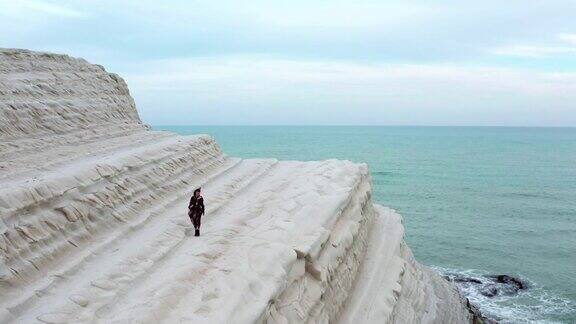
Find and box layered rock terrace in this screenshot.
[0,49,477,323]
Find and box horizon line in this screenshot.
[150,124,576,128]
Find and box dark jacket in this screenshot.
[188,195,205,216]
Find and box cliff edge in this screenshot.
[0,49,480,323]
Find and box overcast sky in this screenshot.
[2,0,576,126]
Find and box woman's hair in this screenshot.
[194,188,201,195]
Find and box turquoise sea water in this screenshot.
[156,126,576,323]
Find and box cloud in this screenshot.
[123,56,576,126]
[1,0,576,125]
[127,57,576,95]
[490,33,576,58]
[0,0,87,18]
[3,0,576,63]
[490,45,576,58]
[247,2,439,28]
[558,33,576,45]
[0,0,88,40]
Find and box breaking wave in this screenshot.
[433,266,575,323]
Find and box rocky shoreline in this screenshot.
[445,272,530,323]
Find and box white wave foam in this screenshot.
[432,266,576,323]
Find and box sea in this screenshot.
[156,126,576,323]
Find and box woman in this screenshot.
[188,188,205,236]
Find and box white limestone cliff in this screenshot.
[0,49,480,323]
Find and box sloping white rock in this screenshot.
[0,49,476,323]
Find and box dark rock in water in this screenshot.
[445,273,528,295]
[468,275,529,298]
[493,275,527,290]
[480,284,498,297]
[444,271,527,322]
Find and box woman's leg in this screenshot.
[192,213,201,236]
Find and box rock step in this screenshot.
[270,166,374,323]
[2,159,373,323]
[93,161,371,323]
[0,125,152,168]
[4,158,277,323]
[0,130,170,180]
[337,206,407,323]
[0,135,226,295]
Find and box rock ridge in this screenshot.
[0,49,481,323]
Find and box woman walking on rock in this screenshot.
[188,188,205,236]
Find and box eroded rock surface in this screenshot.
[0,49,477,323]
